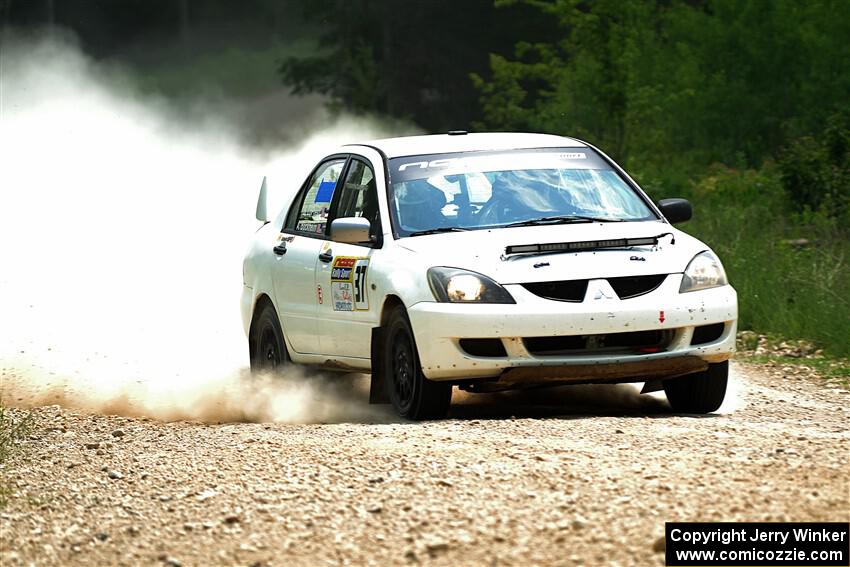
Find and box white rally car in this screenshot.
[242,133,737,419]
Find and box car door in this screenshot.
[315,157,382,358]
[272,157,346,355]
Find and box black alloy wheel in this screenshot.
[249,302,289,373]
[384,307,451,420]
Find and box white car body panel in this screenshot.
[241,133,738,387]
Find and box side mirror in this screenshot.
[658,198,692,224]
[256,176,269,223]
[330,217,371,244]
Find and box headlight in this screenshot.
[680,251,728,293]
[427,267,516,304]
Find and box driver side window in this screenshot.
[331,158,381,243]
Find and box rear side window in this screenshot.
[285,159,346,235]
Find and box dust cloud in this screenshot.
[0,32,400,424]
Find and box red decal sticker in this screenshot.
[317,285,323,305]
[659,310,665,323]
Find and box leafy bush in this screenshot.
[778,111,850,226]
[680,166,850,357]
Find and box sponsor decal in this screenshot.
[314,179,336,203]
[330,256,369,311]
[296,221,325,234]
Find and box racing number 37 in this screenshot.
[354,264,367,305]
[330,257,369,311]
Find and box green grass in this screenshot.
[0,402,34,507]
[679,165,850,358]
[736,352,850,388]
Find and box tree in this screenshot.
[278,0,557,132]
[473,0,850,172]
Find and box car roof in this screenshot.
[345,132,587,159]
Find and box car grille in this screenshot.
[607,274,667,299]
[521,279,588,302]
[522,274,667,302]
[524,329,674,356]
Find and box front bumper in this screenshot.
[406,275,737,382]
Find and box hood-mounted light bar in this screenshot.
[503,232,675,259]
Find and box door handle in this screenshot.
[273,243,287,256]
[318,249,333,263]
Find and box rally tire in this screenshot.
[384,307,451,420]
[663,361,728,414]
[249,301,290,373]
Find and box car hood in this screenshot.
[394,221,708,283]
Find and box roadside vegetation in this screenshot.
[0,402,34,507]
[736,332,850,389]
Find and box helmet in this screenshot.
[396,180,447,231]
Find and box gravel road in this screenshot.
[1,362,848,567]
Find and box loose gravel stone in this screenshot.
[0,363,847,567]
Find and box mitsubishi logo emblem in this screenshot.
[593,288,613,300]
[586,280,617,302]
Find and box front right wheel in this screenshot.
[663,360,728,414]
[384,307,452,420]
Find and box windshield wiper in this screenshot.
[407,227,471,237]
[504,215,625,228]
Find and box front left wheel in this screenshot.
[249,301,289,373]
[384,307,452,420]
[663,361,728,414]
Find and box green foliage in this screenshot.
[682,166,850,357]
[475,0,850,169]
[778,111,850,223]
[738,355,850,388]
[0,402,34,507]
[136,40,314,99]
[277,0,559,132]
[0,403,33,464]
[280,40,385,115]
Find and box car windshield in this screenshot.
[388,148,657,236]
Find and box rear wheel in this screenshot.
[663,361,728,413]
[384,307,451,420]
[249,301,289,373]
